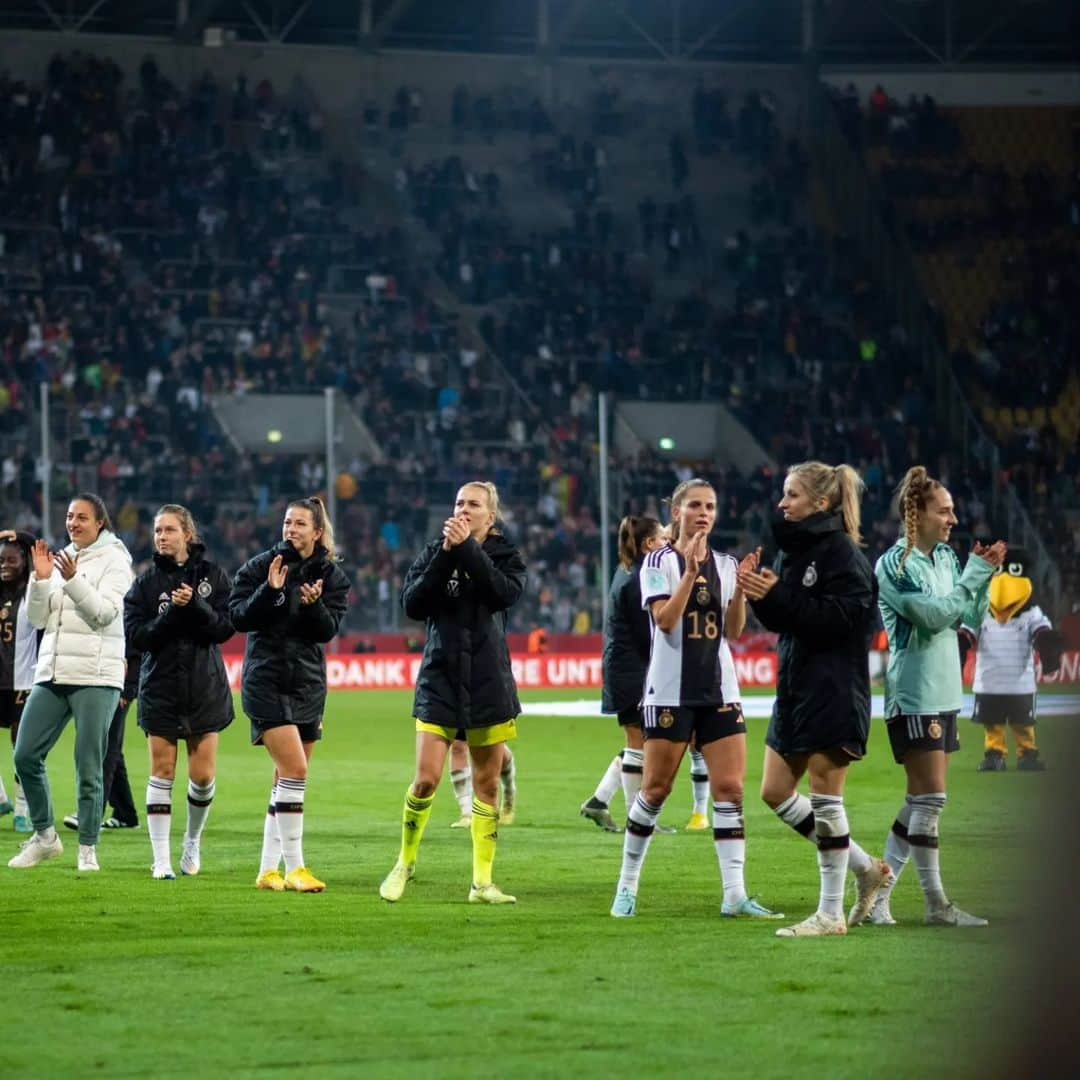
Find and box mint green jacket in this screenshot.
[875,539,994,717]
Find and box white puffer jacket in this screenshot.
[28,531,133,689]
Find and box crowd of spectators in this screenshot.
[2,56,1076,635]
[833,81,1078,606]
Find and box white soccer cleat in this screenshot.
[776,911,847,937]
[449,814,473,829]
[610,887,637,918]
[379,860,415,902]
[77,844,100,872]
[180,839,201,876]
[468,882,516,905]
[848,859,894,926]
[8,831,64,868]
[152,863,176,880]
[867,896,897,926]
[925,902,988,927]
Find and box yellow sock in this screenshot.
[400,789,434,866]
[470,797,499,886]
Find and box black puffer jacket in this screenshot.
[402,532,526,730]
[750,512,877,751]
[124,545,235,736]
[228,541,350,726]
[601,561,651,714]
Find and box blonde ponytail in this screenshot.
[785,461,865,544]
[288,495,336,559]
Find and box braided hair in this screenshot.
[894,465,942,573]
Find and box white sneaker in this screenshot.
[180,839,201,876]
[925,901,988,927]
[62,813,79,831]
[776,911,847,937]
[8,831,63,868]
[77,844,100,872]
[151,863,176,880]
[848,859,894,926]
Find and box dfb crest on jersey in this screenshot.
[802,562,817,588]
[695,574,710,606]
[197,579,213,598]
[158,591,170,614]
[446,570,460,597]
[274,591,286,607]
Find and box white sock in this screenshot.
[879,796,914,903]
[14,775,26,817]
[184,779,215,842]
[811,793,850,919]
[274,777,306,873]
[0,771,8,803]
[617,793,662,894]
[500,745,516,798]
[259,784,282,873]
[593,752,623,805]
[689,750,709,816]
[847,838,874,875]
[621,747,644,810]
[146,776,173,868]
[774,792,816,839]
[712,801,747,907]
[908,792,948,910]
[450,767,472,815]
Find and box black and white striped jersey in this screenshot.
[968,607,1051,695]
[639,544,740,707]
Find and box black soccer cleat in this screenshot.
[1016,751,1046,772]
[977,751,1006,773]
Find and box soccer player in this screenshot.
[0,531,38,831]
[8,495,133,873]
[124,505,235,879]
[610,478,781,919]
[871,466,1005,926]
[229,496,349,893]
[582,515,668,832]
[379,481,526,905]
[738,462,892,937]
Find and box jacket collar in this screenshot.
[153,542,206,572]
[772,511,843,555]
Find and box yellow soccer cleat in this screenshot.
[685,812,710,831]
[284,866,326,893]
[379,860,415,902]
[255,869,286,891]
[468,882,516,905]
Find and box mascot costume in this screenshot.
[963,548,1064,772]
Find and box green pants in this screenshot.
[14,683,121,846]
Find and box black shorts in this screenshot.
[765,710,866,761]
[0,689,27,729]
[616,707,642,728]
[250,716,324,746]
[971,694,1036,727]
[642,704,745,747]
[886,711,959,765]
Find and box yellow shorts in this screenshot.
[414,718,517,747]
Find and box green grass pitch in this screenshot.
[1,689,1059,1078]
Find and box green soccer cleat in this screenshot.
[610,887,637,918]
[721,896,784,920]
[580,799,620,833]
[468,882,516,905]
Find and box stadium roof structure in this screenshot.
[2,0,1076,66]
